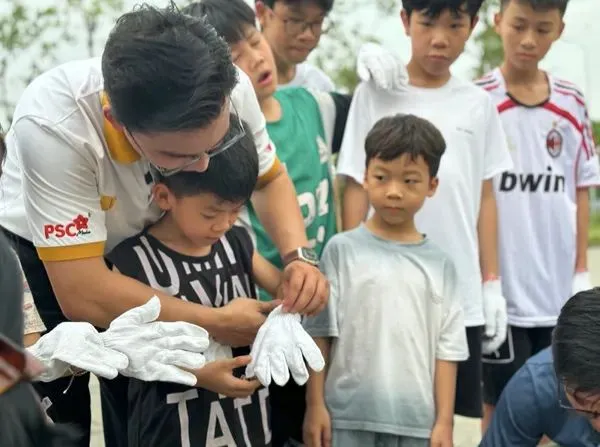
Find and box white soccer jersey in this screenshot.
[0,58,279,261]
[336,77,512,326]
[477,69,600,327]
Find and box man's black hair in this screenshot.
[183,0,256,45]
[500,0,568,16]
[260,0,334,14]
[553,288,600,399]
[365,114,446,177]
[402,0,484,19]
[102,2,238,133]
[157,118,258,202]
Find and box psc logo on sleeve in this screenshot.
[43,214,92,239]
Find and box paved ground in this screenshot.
[89,248,600,446]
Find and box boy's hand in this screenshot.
[430,420,453,447]
[282,261,329,316]
[213,298,280,347]
[190,355,261,398]
[303,403,332,447]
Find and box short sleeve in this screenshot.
[12,118,107,261]
[303,241,340,338]
[231,67,280,182]
[336,82,375,184]
[575,97,600,188]
[437,259,469,361]
[481,95,513,179]
[480,366,545,446]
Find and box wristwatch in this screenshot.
[283,247,319,267]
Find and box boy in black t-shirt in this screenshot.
[106,123,282,447]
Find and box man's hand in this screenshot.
[191,355,261,398]
[212,298,280,347]
[303,403,332,447]
[430,421,453,447]
[281,261,329,315]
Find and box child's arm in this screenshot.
[251,251,282,299]
[433,359,457,426]
[478,179,500,280]
[575,188,590,272]
[304,336,332,447]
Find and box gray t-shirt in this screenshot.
[304,226,469,438]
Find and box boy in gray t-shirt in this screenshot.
[303,114,469,447]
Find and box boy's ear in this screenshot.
[557,20,565,39]
[400,9,410,36]
[152,183,174,211]
[493,12,502,33]
[428,176,439,197]
[255,1,268,27]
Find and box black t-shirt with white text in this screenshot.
[106,226,271,447]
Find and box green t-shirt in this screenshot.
[242,88,337,300]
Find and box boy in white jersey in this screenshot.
[303,114,468,447]
[477,0,600,430]
[255,0,335,91]
[336,0,512,420]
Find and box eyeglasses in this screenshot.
[558,383,600,419]
[127,100,247,178]
[270,8,332,36]
[0,333,45,396]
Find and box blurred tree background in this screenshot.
[0,0,598,142]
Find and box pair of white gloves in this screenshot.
[28,296,326,388]
[28,297,209,386]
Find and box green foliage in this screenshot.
[472,0,503,78]
[593,121,600,146]
[0,0,124,127]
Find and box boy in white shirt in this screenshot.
[303,114,469,447]
[255,0,335,91]
[336,0,513,419]
[477,0,600,429]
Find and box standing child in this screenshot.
[303,114,469,447]
[477,0,600,429]
[105,126,282,447]
[255,0,335,91]
[337,0,513,420]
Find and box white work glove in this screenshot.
[28,322,129,382]
[245,305,325,387]
[572,271,592,295]
[101,297,210,386]
[356,42,409,92]
[482,280,508,355]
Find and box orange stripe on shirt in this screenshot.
[37,242,106,262]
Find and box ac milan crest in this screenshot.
[546,128,563,158]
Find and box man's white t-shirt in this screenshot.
[304,226,468,438]
[278,62,335,92]
[477,69,600,327]
[0,58,279,261]
[336,77,512,326]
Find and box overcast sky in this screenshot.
[4,0,599,122]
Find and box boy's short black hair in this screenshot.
[102,2,237,133]
[183,0,256,45]
[553,288,600,400]
[402,0,484,19]
[157,118,258,202]
[365,114,446,177]
[500,0,568,16]
[260,0,334,14]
